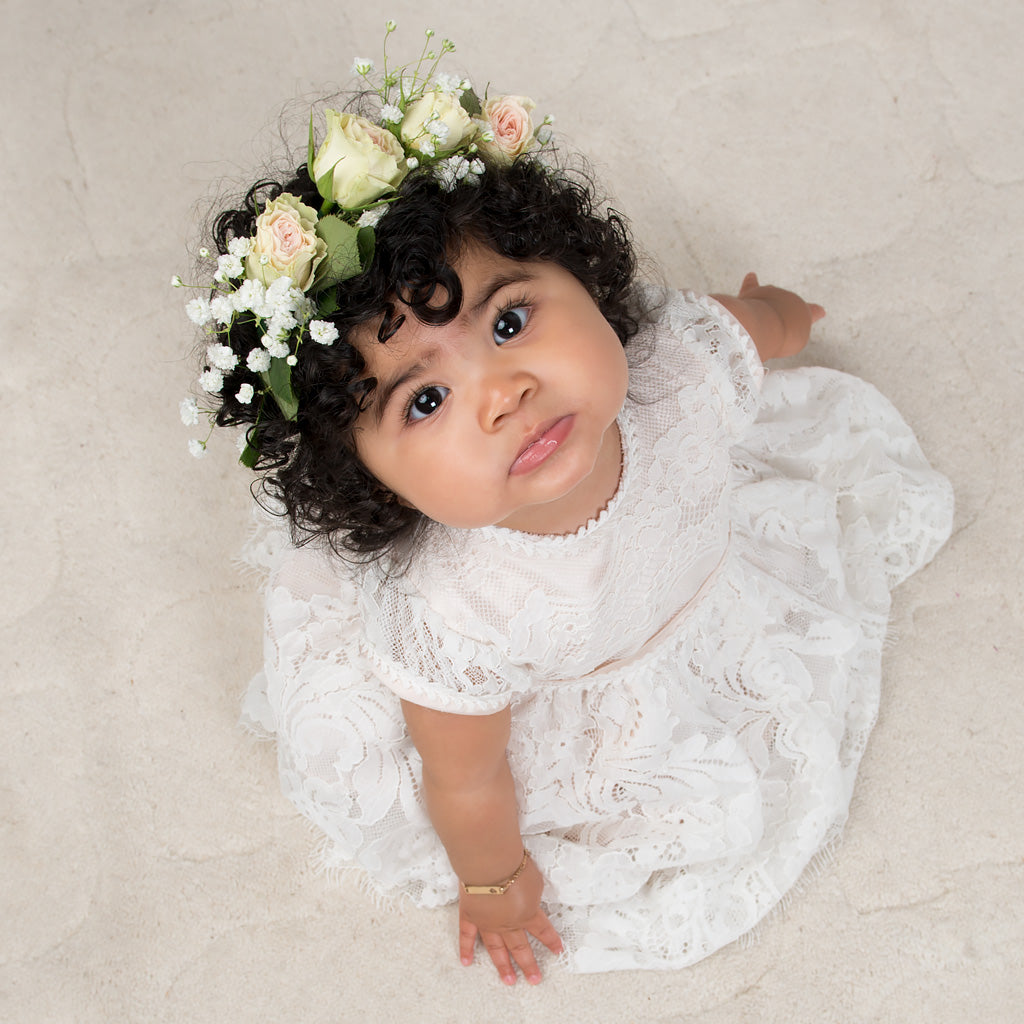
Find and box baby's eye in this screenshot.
[406,385,450,422]
[493,306,530,345]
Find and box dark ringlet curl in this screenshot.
[202,157,650,563]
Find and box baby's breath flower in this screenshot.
[188,439,207,458]
[265,276,299,311]
[179,396,200,426]
[380,103,403,123]
[436,155,471,191]
[426,117,450,142]
[286,355,298,366]
[434,72,464,95]
[406,156,419,170]
[171,275,183,288]
[198,247,211,258]
[215,253,244,282]
[357,207,384,229]
[198,368,224,393]
[231,278,266,314]
[236,383,255,404]
[469,158,485,176]
[207,343,238,371]
[227,236,253,259]
[247,348,271,372]
[209,295,234,325]
[267,310,297,339]
[264,337,290,359]
[385,19,397,32]
[352,57,375,76]
[185,297,213,326]
[309,319,339,345]
[417,136,436,158]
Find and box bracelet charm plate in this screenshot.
[461,850,530,896]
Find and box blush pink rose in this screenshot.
[245,194,326,290]
[477,95,537,164]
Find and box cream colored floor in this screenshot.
[3,1,1021,1021]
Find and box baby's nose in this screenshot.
[480,369,537,428]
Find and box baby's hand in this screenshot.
[714,273,826,361]
[458,854,563,985]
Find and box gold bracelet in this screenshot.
[461,850,530,896]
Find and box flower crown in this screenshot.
[176,24,553,465]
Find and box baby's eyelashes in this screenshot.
[493,306,530,345]
[406,385,450,422]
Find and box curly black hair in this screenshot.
[202,157,649,560]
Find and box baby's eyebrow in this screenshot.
[369,354,436,425]
[460,269,539,324]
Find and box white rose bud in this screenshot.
[312,111,407,209]
[401,90,473,155]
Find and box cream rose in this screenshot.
[245,194,326,291]
[312,110,407,209]
[476,95,537,164]
[400,90,473,155]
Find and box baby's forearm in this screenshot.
[421,757,526,887]
[400,700,525,887]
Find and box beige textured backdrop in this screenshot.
[3,1,1021,1021]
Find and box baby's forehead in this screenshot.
[350,307,444,383]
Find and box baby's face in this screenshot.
[352,242,629,535]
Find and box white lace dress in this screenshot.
[242,290,953,973]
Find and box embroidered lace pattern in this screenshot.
[242,290,953,971]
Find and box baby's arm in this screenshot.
[710,272,826,361]
[400,700,563,985]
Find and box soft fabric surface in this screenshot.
[3,1,1020,1020]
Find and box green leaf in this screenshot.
[460,87,482,118]
[307,112,316,174]
[239,441,259,468]
[357,225,376,267]
[313,215,362,289]
[317,291,339,316]
[262,358,299,421]
[315,162,335,206]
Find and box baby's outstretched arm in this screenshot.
[400,701,563,985]
[711,272,826,361]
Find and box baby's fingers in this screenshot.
[458,916,479,967]
[529,911,564,958]
[480,929,535,986]
[808,302,826,323]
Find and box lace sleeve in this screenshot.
[635,289,765,441]
[359,570,530,716]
